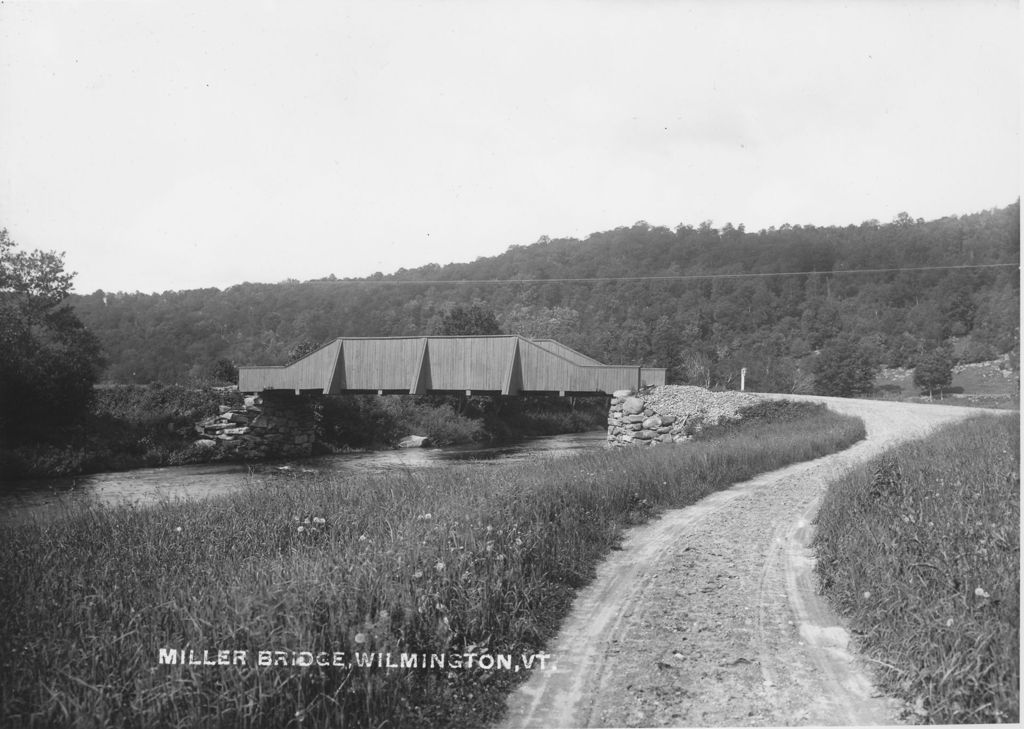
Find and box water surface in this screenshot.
[0,431,607,520]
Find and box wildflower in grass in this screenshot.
[515,537,523,547]
[359,534,368,542]
[297,526,306,533]
[974,586,990,599]
[417,513,432,521]
[412,570,423,579]
[174,526,182,533]
[863,591,871,599]
[435,560,445,572]
[313,517,326,525]
[354,632,366,644]
[946,618,954,627]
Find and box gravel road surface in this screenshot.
[499,397,996,728]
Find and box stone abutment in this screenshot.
[194,393,316,459]
[608,385,762,446]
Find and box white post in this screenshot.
[740,367,747,391]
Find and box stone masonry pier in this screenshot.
[194,392,316,459]
[607,385,762,446]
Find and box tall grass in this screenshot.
[0,403,864,728]
[815,414,1019,724]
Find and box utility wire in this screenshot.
[310,262,1018,286]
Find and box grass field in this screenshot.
[0,402,864,728]
[815,414,1019,724]
[873,359,1019,410]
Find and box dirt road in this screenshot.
[499,397,995,728]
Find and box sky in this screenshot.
[0,1,1019,295]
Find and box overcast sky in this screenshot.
[1,1,1018,295]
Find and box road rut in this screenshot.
[499,397,993,728]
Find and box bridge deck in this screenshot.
[238,336,665,396]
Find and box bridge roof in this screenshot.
[238,335,665,396]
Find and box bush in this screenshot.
[314,395,486,449]
[0,385,243,481]
[813,337,879,397]
[94,384,240,424]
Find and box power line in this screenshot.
[311,262,1018,286]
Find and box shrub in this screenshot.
[813,337,879,397]
[314,395,486,448]
[93,384,240,425]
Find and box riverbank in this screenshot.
[0,401,865,728]
[0,385,607,482]
[0,384,242,481]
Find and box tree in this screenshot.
[431,302,502,336]
[287,340,322,363]
[812,337,879,397]
[209,357,238,385]
[681,350,714,388]
[500,305,584,349]
[913,348,953,398]
[0,229,104,441]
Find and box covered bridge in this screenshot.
[238,335,665,396]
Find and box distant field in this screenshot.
[873,359,1018,409]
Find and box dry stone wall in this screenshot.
[607,385,762,447]
[194,393,315,459]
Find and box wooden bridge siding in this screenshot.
[239,336,665,395]
[424,337,515,391]
[522,341,664,391]
[517,339,581,391]
[581,364,642,393]
[237,365,285,392]
[238,340,342,391]
[292,340,343,390]
[338,338,425,391]
[641,368,667,387]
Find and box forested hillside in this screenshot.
[71,202,1019,392]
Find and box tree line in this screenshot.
[66,202,1017,395]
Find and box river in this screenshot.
[0,430,608,521]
